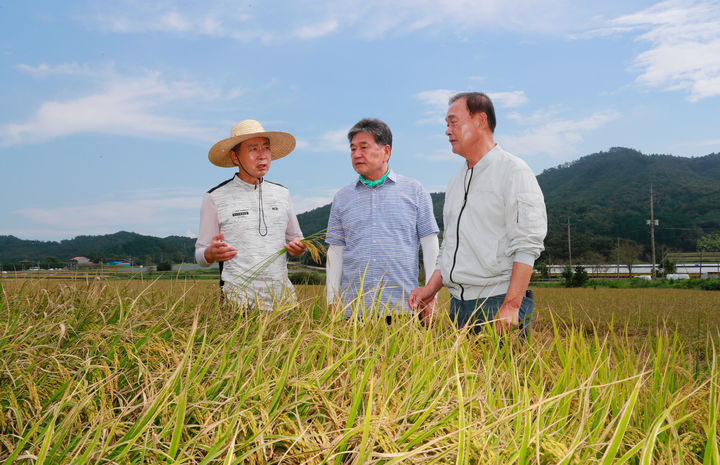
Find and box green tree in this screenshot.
[561,265,574,287]
[44,256,64,269]
[617,240,643,275]
[697,233,720,276]
[660,257,676,277]
[156,262,172,271]
[581,251,609,276]
[535,262,550,280]
[697,233,720,252]
[571,265,588,287]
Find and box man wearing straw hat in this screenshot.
[325,118,440,321]
[195,120,306,310]
[409,92,546,337]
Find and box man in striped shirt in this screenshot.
[325,118,440,320]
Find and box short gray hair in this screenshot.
[449,92,496,133]
[347,118,392,148]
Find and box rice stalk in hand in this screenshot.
[226,228,332,293]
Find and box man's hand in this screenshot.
[284,238,306,257]
[495,300,520,335]
[204,232,237,263]
[494,262,533,335]
[417,296,438,325]
[408,285,434,312]
[409,269,443,317]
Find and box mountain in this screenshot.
[4,148,718,266]
[0,231,195,265]
[296,147,720,262]
[538,147,720,261]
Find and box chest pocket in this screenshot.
[218,205,254,229]
[265,202,287,224]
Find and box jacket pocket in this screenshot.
[517,193,545,228]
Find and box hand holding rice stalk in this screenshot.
[228,229,333,291]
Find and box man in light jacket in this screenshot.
[409,92,546,336]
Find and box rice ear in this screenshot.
[301,235,326,264]
[227,228,335,291]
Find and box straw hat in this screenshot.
[209,120,296,167]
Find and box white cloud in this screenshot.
[7,188,205,240]
[415,89,456,111]
[13,194,201,240]
[84,0,590,42]
[489,91,528,108]
[415,89,528,125]
[500,110,621,158]
[87,1,281,42]
[426,184,448,193]
[507,107,563,125]
[695,138,720,147]
[295,19,339,39]
[159,12,191,31]
[90,1,246,35]
[262,127,350,154]
[414,89,455,125]
[327,0,582,38]
[314,129,350,153]
[15,62,107,78]
[416,89,527,110]
[414,90,617,160]
[414,149,457,161]
[292,189,339,213]
[600,0,720,101]
[1,64,220,146]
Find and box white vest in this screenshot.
[209,176,295,309]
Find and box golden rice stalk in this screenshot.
[227,228,334,291]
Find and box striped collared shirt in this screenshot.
[326,170,439,316]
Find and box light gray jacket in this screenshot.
[437,145,547,300]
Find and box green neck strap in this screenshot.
[359,169,390,188]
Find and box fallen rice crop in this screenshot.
[0,278,718,464]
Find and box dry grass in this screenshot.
[0,278,718,464]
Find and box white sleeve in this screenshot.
[195,193,219,267]
[420,233,439,285]
[326,244,343,303]
[506,168,546,264]
[286,195,303,242]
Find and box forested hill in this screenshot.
[537,147,720,261]
[296,147,720,262]
[0,231,195,264]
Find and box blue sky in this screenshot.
[2,0,719,241]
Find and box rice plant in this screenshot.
[225,229,329,293]
[0,278,718,463]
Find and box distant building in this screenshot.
[70,256,93,266]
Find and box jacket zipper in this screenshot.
[449,167,473,301]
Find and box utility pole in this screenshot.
[567,216,572,268]
[646,185,658,278]
[699,251,703,277]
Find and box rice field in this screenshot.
[1,278,718,464]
